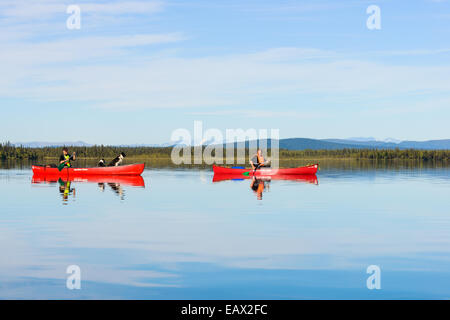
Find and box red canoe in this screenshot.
[212,164,318,175]
[213,173,318,184]
[32,163,145,176]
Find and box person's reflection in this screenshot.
[250,177,269,200]
[58,178,75,204]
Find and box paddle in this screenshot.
[242,163,262,177]
[57,160,69,171]
[58,152,75,171]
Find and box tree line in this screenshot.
[279,148,449,161]
[0,142,172,160]
[1,142,448,162]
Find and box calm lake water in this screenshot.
[0,161,449,299]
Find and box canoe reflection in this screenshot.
[32,174,145,203]
[212,173,318,184]
[212,174,318,200]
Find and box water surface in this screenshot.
[0,161,449,299]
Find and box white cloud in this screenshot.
[376,48,450,56]
[188,109,326,119]
[81,1,163,14]
[0,0,65,19]
[0,33,185,66]
[0,0,163,20]
[0,1,449,116]
[1,46,450,111]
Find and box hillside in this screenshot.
[10,138,450,150]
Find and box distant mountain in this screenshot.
[346,137,377,142]
[219,138,450,151]
[11,138,450,150]
[116,143,174,148]
[347,137,402,143]
[219,138,367,150]
[322,139,450,150]
[11,141,174,148]
[280,138,367,150]
[397,139,450,150]
[383,137,402,144]
[322,139,399,149]
[13,141,92,148]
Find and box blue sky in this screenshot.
[0,0,449,144]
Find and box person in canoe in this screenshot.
[250,149,270,171]
[59,147,76,168]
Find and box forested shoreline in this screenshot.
[0,142,448,162]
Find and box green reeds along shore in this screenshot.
[1,142,448,163]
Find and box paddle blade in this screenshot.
[57,163,65,171]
